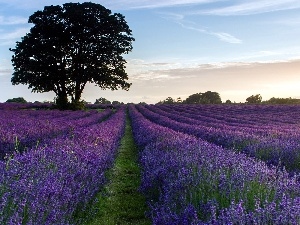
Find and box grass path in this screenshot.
[84,114,151,225]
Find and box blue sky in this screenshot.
[1,0,300,103]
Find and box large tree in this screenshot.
[10,2,134,109]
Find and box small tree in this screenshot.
[95,97,111,104]
[176,97,182,103]
[6,97,27,103]
[10,2,134,110]
[112,101,123,105]
[163,97,175,104]
[185,91,222,104]
[246,94,262,104]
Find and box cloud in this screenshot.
[267,16,300,26]
[0,27,31,46]
[0,59,12,76]
[127,58,300,86]
[131,73,175,81]
[128,59,300,103]
[107,0,218,9]
[195,0,300,16]
[211,32,242,44]
[161,12,242,44]
[0,69,11,76]
[230,48,300,62]
[0,0,218,10]
[2,0,299,12]
[0,16,28,25]
[126,58,186,74]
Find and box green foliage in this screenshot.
[188,168,276,221]
[10,2,134,110]
[264,97,300,104]
[6,97,27,103]
[95,97,111,104]
[184,91,222,104]
[111,101,123,105]
[245,94,262,104]
[69,100,86,110]
[176,97,182,103]
[157,97,184,104]
[54,96,86,110]
[163,97,175,104]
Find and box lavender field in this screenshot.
[1,103,300,224]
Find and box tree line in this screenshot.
[157,92,300,104]
[5,93,300,105]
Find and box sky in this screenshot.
[1,0,300,103]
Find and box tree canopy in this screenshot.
[10,2,134,109]
[6,97,27,103]
[245,94,262,104]
[184,91,222,104]
[162,97,175,104]
[264,97,300,104]
[95,97,111,104]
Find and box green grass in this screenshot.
[83,115,151,225]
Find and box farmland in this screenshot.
[1,103,300,224]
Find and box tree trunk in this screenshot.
[56,82,69,110]
[73,81,87,103]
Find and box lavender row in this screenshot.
[153,104,300,137]
[0,108,113,159]
[135,104,260,151]
[0,103,53,110]
[162,104,300,127]
[0,107,126,224]
[137,105,300,173]
[129,104,300,224]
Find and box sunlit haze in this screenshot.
[1,0,300,103]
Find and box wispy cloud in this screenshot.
[131,72,178,81]
[0,0,218,10]
[161,12,242,44]
[268,16,300,26]
[126,0,216,9]
[0,69,11,76]
[231,48,300,62]
[1,0,299,13]
[195,0,300,16]
[0,27,31,46]
[210,32,242,44]
[125,58,300,103]
[0,16,27,25]
[0,59,12,77]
